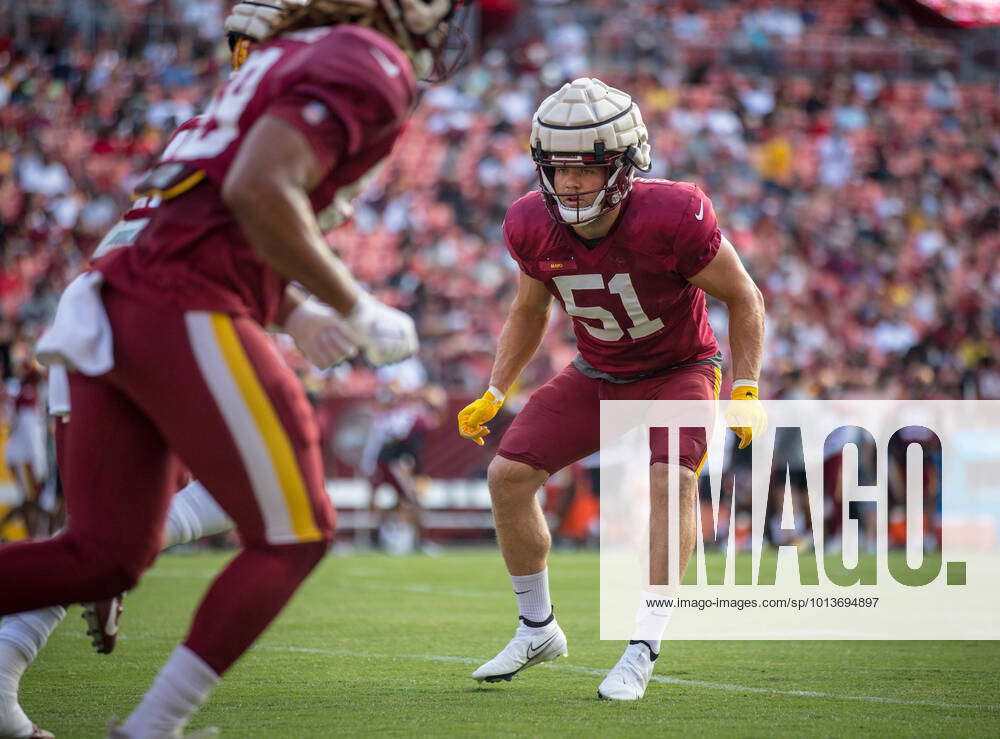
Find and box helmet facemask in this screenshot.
[533,142,647,225]
[377,0,474,82]
[270,1,472,81]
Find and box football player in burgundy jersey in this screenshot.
[458,78,767,700]
[0,2,469,736]
[0,6,337,737]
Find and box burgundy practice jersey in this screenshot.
[504,179,722,379]
[90,118,203,261]
[97,25,416,326]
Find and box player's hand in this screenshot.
[345,291,418,367]
[725,383,768,450]
[284,296,359,369]
[457,388,504,446]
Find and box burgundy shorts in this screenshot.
[498,362,721,474]
[60,287,335,561]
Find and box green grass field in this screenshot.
[19,550,1000,737]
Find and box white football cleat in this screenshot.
[472,617,567,683]
[597,641,658,701]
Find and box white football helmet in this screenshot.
[266,0,470,80]
[530,78,651,225]
[225,0,307,69]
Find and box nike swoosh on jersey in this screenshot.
[526,633,557,659]
[370,47,400,78]
[694,199,705,220]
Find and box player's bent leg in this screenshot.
[647,463,699,592]
[81,479,235,656]
[0,374,176,616]
[473,457,568,683]
[486,456,550,576]
[111,308,335,737]
[0,609,64,739]
[598,463,699,701]
[118,538,329,739]
[476,367,601,684]
[184,539,329,673]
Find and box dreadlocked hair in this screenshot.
[265,0,396,42]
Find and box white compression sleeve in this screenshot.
[163,481,233,549]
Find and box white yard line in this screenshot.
[252,645,1000,712]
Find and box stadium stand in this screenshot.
[0,0,997,543]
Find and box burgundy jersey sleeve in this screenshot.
[673,185,722,278]
[502,193,552,279]
[502,216,531,274]
[263,93,349,175]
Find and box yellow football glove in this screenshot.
[725,382,768,450]
[458,387,504,446]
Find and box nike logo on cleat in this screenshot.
[526,634,557,660]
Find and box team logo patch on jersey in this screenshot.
[302,101,328,126]
[538,259,577,272]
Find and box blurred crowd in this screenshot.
[1,0,998,412]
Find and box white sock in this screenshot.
[0,644,32,736]
[510,569,552,624]
[0,691,33,737]
[0,609,65,736]
[630,590,673,653]
[121,645,219,737]
[0,606,66,669]
[163,481,232,549]
[0,643,28,700]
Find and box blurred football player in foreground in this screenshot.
[458,78,767,700]
[0,1,469,736]
[0,7,336,736]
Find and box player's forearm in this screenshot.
[489,306,549,395]
[725,285,765,382]
[225,183,358,316]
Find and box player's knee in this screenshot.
[105,560,144,594]
[59,533,147,597]
[261,537,330,579]
[487,457,546,501]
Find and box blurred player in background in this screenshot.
[0,2,470,737]
[359,365,445,552]
[0,363,49,542]
[458,78,766,700]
